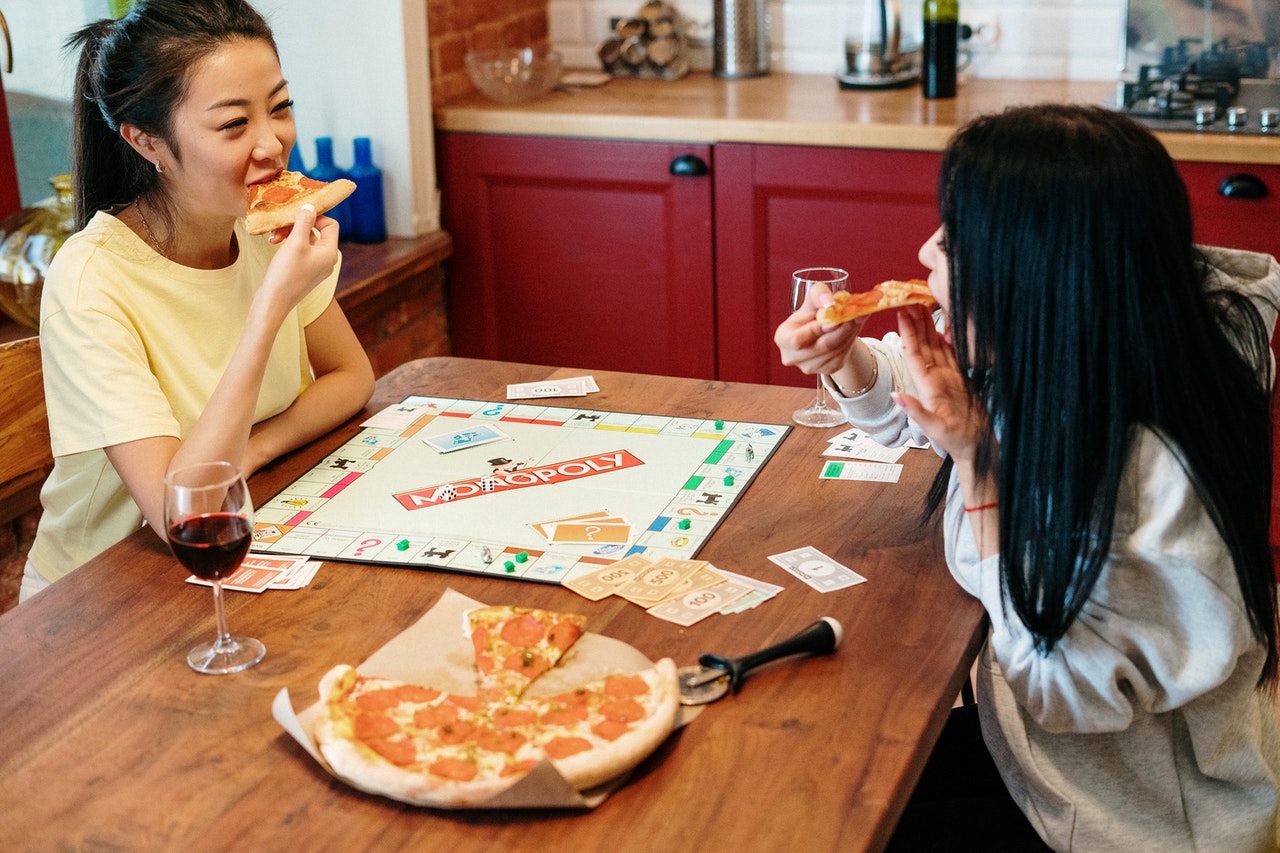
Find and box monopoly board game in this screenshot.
[250,396,791,584]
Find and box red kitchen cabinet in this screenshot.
[713,143,943,387]
[438,133,939,386]
[1178,160,1280,260]
[437,131,1279,389]
[436,132,716,380]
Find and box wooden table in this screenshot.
[0,357,984,852]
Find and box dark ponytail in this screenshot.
[63,0,276,230]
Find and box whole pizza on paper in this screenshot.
[309,603,682,807]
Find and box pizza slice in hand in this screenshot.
[245,169,357,236]
[467,605,587,703]
[816,278,936,326]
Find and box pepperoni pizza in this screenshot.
[311,606,681,807]
[245,169,356,236]
[817,278,936,326]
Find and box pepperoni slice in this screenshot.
[476,727,528,755]
[491,707,537,728]
[547,618,583,652]
[603,673,649,698]
[258,184,298,205]
[354,712,400,740]
[428,757,478,781]
[394,684,441,704]
[445,693,482,711]
[414,704,459,729]
[500,613,547,648]
[543,736,593,759]
[366,736,416,766]
[599,698,646,723]
[503,650,550,680]
[355,688,402,711]
[540,704,589,726]
[436,720,476,746]
[500,759,540,778]
[591,719,631,742]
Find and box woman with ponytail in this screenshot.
[22,0,374,599]
[776,104,1280,850]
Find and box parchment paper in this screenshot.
[273,588,696,809]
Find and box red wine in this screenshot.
[923,20,958,99]
[169,513,251,580]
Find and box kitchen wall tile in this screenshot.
[551,0,1131,81]
[549,1,588,44]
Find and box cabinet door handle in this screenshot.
[1218,173,1269,199]
[669,154,709,177]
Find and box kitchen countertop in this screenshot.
[436,72,1280,166]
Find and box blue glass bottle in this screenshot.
[347,137,387,244]
[306,137,350,234]
[287,142,306,174]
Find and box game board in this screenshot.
[251,396,791,584]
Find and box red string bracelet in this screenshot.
[963,502,998,513]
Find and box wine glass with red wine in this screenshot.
[164,461,265,674]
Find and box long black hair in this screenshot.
[65,0,276,230]
[932,104,1277,684]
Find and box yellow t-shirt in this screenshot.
[29,211,338,582]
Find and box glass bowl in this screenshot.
[465,48,563,105]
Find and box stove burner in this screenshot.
[1114,38,1279,135]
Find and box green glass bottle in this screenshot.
[923,0,959,98]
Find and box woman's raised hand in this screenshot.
[259,203,340,315]
[891,304,989,464]
[774,280,864,377]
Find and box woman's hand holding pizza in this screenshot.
[890,305,989,466]
[257,203,340,318]
[774,281,864,378]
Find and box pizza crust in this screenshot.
[548,657,680,790]
[245,173,356,236]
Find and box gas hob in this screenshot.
[1112,39,1280,136]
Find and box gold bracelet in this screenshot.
[828,354,878,398]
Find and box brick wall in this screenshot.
[427,0,551,104]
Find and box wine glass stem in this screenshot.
[815,375,828,409]
[210,578,234,651]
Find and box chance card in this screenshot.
[423,423,510,454]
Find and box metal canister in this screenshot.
[713,0,769,78]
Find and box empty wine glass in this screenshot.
[164,461,265,674]
[791,267,851,427]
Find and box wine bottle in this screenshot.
[346,137,387,244]
[923,0,959,99]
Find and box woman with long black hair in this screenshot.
[776,104,1280,850]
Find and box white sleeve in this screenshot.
[947,432,1260,733]
[827,331,934,449]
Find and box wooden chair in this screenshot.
[0,336,51,517]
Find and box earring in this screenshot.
[155,160,164,174]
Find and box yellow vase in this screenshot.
[0,174,74,330]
